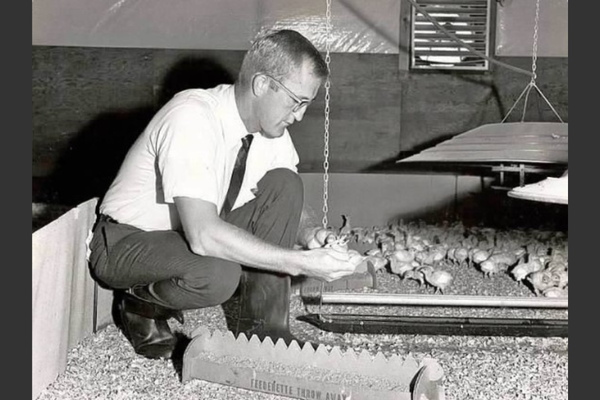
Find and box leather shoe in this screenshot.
[114,291,180,359]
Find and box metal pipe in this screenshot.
[321,293,568,309]
[299,314,569,337]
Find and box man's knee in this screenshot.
[208,262,242,304]
[260,168,303,204]
[181,260,242,305]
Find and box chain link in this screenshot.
[530,0,540,84]
[322,0,332,229]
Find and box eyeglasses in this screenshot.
[264,74,312,113]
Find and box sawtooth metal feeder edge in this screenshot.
[182,327,445,400]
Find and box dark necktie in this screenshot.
[221,134,254,217]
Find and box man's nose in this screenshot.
[292,106,307,122]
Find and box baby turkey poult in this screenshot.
[419,266,453,294]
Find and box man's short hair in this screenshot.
[238,30,328,88]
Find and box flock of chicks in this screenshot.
[330,216,568,297]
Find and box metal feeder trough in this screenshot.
[182,327,445,400]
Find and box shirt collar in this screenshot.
[220,84,256,148]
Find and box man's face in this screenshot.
[257,59,322,139]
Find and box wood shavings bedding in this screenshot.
[37,222,568,400]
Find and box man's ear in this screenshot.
[252,74,269,97]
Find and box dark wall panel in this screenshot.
[33,46,243,203]
[33,47,155,172]
[32,45,568,204]
[292,53,402,172]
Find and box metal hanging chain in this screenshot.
[519,0,540,122]
[502,0,564,123]
[530,0,540,85]
[318,0,333,316]
[322,0,332,230]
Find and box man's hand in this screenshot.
[302,247,357,282]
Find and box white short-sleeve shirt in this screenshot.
[99,85,300,231]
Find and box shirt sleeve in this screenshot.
[154,102,220,206]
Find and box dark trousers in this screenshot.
[89,168,303,310]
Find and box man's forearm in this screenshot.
[203,219,306,276]
[177,199,356,282]
[176,196,305,276]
